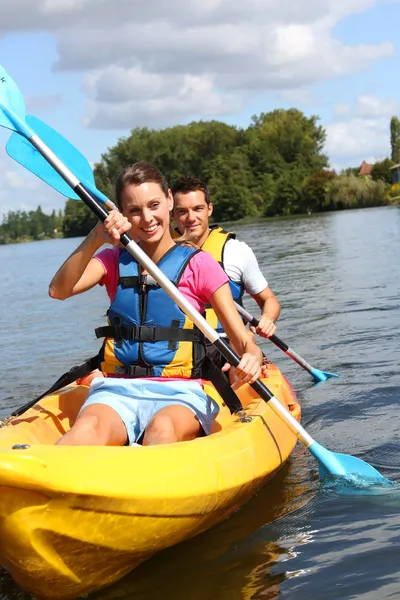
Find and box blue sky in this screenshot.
[0,0,399,214]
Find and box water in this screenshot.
[0,206,399,599]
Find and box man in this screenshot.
[171,176,280,339]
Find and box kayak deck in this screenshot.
[0,364,300,599]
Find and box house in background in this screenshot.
[390,163,400,184]
[357,160,373,176]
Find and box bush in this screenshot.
[326,174,387,209]
[301,170,336,212]
[384,183,400,204]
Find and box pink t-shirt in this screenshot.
[93,246,229,384]
[94,246,228,311]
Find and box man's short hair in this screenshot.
[171,176,210,205]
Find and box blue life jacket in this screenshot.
[95,243,206,378]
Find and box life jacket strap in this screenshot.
[119,275,159,288]
[114,365,154,377]
[202,356,243,414]
[95,325,204,343]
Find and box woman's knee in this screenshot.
[143,406,201,445]
[58,405,127,445]
[58,413,105,445]
[143,413,177,445]
[75,413,103,437]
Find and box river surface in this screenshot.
[0,206,399,599]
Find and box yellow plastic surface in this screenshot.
[0,364,300,599]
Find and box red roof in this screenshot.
[358,160,373,176]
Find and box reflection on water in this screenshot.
[1,207,400,599]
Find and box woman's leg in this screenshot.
[56,403,128,446]
[142,405,201,446]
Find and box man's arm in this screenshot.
[251,286,280,338]
[223,238,281,338]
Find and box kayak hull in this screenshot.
[0,364,300,599]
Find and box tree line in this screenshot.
[1,108,400,242]
[0,206,63,244]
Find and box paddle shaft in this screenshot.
[235,303,320,375]
[16,130,313,448]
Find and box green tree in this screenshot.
[247,109,328,171]
[93,109,330,220]
[371,158,395,185]
[0,206,64,243]
[206,151,260,221]
[342,166,360,176]
[244,109,328,216]
[301,170,337,213]
[62,199,97,238]
[390,117,400,163]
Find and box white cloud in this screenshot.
[83,72,241,129]
[355,94,399,118]
[326,117,391,165]
[42,0,91,11]
[0,0,396,129]
[327,92,398,167]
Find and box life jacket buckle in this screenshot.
[135,325,157,342]
[115,365,153,377]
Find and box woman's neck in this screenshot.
[141,233,175,264]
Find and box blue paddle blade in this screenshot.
[6,114,95,200]
[310,367,340,383]
[309,441,393,485]
[0,65,26,133]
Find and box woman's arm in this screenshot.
[49,226,105,300]
[49,210,131,300]
[209,283,263,389]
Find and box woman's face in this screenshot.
[120,182,173,245]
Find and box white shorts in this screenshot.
[79,378,220,444]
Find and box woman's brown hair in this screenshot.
[115,162,169,209]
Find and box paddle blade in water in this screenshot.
[6,114,95,200]
[323,474,397,496]
[309,441,393,485]
[0,65,26,133]
[311,367,340,383]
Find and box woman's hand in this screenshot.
[95,209,132,246]
[76,369,104,386]
[222,344,263,390]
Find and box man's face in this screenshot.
[173,190,213,246]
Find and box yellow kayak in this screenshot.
[0,363,300,599]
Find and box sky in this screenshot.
[0,0,399,215]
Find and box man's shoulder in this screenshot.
[225,236,253,255]
[224,237,262,272]
[222,237,256,282]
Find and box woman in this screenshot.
[49,162,263,447]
